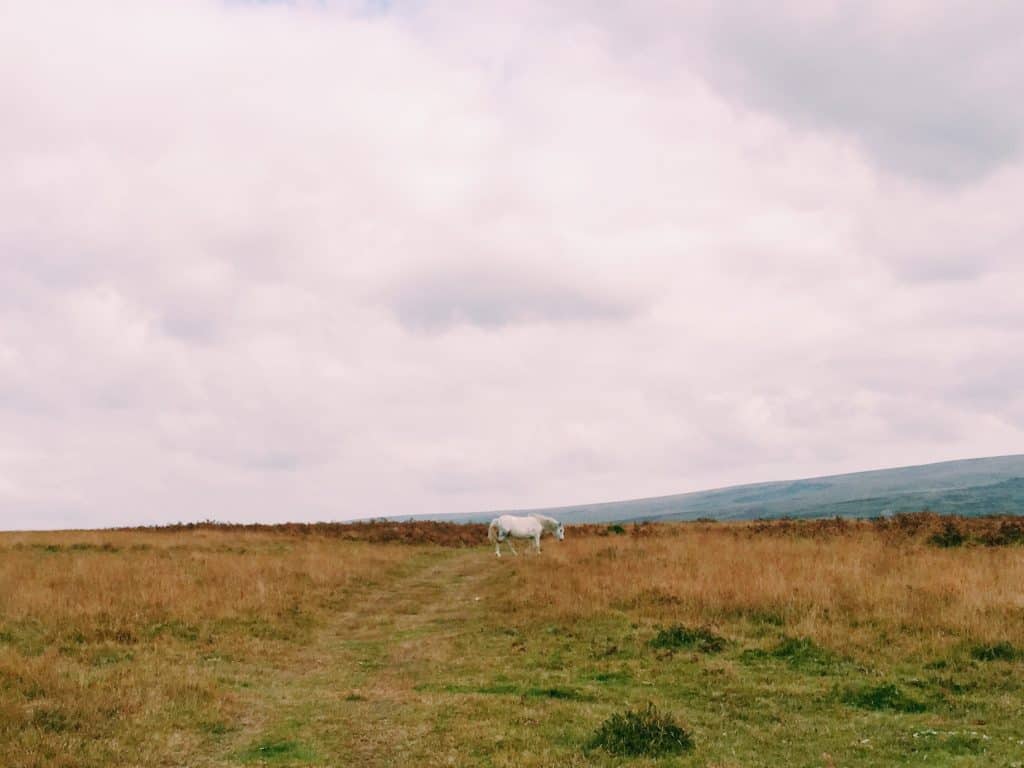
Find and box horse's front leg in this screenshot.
[507,538,518,556]
[495,539,501,557]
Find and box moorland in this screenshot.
[3,514,1024,767]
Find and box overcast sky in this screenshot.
[3,1,1024,530]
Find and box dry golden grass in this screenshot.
[0,528,422,768]
[1,529,411,630]
[504,518,1024,658]
[4,516,1024,767]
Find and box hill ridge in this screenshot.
[408,454,1024,525]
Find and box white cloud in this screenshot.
[1,0,1023,529]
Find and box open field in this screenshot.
[3,516,1024,767]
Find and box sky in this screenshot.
[2,0,1024,530]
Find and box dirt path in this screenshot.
[330,548,501,764]
[228,547,505,766]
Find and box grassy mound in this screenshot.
[650,625,726,653]
[587,703,694,757]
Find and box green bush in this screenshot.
[587,703,694,757]
[606,524,626,535]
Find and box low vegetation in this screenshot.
[586,702,693,757]
[841,683,927,713]
[649,625,726,654]
[3,513,1024,766]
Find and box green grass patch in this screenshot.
[0,621,48,657]
[911,729,988,755]
[31,707,76,733]
[747,609,786,627]
[145,620,200,643]
[198,720,234,736]
[423,682,588,699]
[650,625,726,653]
[422,682,519,696]
[741,635,841,675]
[236,738,318,765]
[841,683,927,713]
[969,641,1019,661]
[587,702,694,757]
[590,670,632,684]
[524,686,587,700]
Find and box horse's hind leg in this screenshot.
[534,533,541,553]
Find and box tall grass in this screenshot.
[4,517,1024,765]
[0,529,420,768]
[502,521,1024,657]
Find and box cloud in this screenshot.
[390,265,633,332]
[694,2,1024,185]
[1,0,1023,530]
[544,1,1024,186]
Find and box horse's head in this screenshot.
[555,522,565,541]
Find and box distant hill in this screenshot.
[408,455,1024,525]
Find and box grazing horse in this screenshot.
[487,514,564,557]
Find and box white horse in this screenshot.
[487,514,564,557]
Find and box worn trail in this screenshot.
[224,547,510,766]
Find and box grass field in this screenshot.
[3,515,1024,767]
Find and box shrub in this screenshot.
[587,703,694,757]
[650,625,726,653]
[979,521,1024,547]
[929,521,966,548]
[842,683,926,713]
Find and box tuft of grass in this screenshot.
[746,609,785,627]
[591,670,632,684]
[911,729,988,756]
[199,720,232,736]
[770,636,835,667]
[31,708,75,733]
[90,647,134,666]
[936,732,987,755]
[237,738,318,765]
[524,686,586,700]
[970,641,1019,661]
[587,702,694,757]
[606,524,626,535]
[650,625,726,654]
[841,683,927,713]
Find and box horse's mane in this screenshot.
[529,514,560,530]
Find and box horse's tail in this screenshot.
[487,519,499,543]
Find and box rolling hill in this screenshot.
[412,454,1024,525]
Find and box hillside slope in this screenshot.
[418,454,1024,524]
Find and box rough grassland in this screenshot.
[3,518,1024,766]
